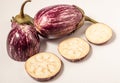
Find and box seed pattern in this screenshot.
[85,23,113,44]
[25,52,62,79]
[58,37,90,61]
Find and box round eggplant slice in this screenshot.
[85,23,113,45]
[58,37,90,62]
[25,52,62,81]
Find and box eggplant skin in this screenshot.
[7,22,40,61]
[34,4,83,39]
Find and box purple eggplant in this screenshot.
[34,4,97,39]
[7,0,40,61]
[34,5,84,39]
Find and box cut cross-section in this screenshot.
[58,37,90,62]
[85,23,113,44]
[25,52,62,81]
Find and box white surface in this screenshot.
[0,0,120,83]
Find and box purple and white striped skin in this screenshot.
[7,22,40,61]
[34,4,83,39]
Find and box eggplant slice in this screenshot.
[25,52,62,81]
[58,37,90,62]
[85,23,113,45]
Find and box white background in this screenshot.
[0,0,120,83]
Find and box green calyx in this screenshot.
[75,5,98,24]
[85,15,98,23]
[13,14,33,24]
[12,0,33,24]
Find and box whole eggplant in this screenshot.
[34,5,85,39]
[34,4,98,39]
[7,0,40,61]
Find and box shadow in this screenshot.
[46,35,70,45]
[45,38,62,44]
[107,30,116,44]
[72,22,92,37]
[39,37,47,52]
[46,23,92,45]
[103,29,116,45]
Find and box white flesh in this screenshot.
[25,52,62,80]
[58,37,90,61]
[85,23,113,44]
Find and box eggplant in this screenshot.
[58,37,90,62]
[34,4,97,39]
[7,0,40,61]
[25,52,62,81]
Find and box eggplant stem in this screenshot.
[11,17,15,22]
[85,16,98,23]
[20,0,31,18]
